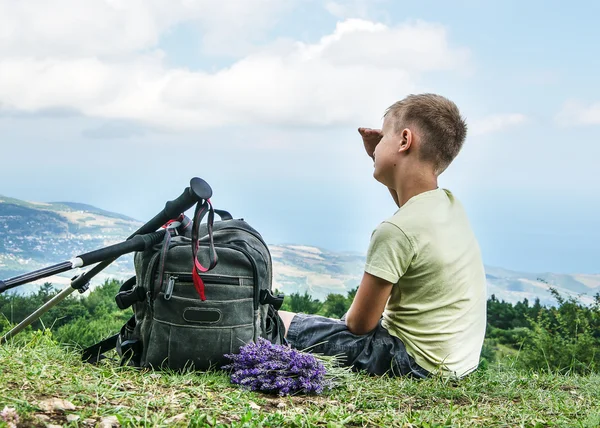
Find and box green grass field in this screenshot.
[1,333,599,428]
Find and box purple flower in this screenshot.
[222,338,333,396]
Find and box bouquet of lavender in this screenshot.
[222,338,335,396]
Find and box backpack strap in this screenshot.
[214,209,233,221]
[264,305,287,345]
[259,289,286,344]
[116,316,143,367]
[82,334,119,364]
[153,227,174,298]
[82,315,140,365]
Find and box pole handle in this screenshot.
[135,177,212,238]
[78,230,165,267]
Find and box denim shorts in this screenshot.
[286,313,430,378]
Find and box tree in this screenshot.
[320,293,350,319]
[281,291,323,314]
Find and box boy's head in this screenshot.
[373,93,467,186]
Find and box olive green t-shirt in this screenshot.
[365,188,487,378]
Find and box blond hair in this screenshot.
[384,93,467,175]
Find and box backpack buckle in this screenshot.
[115,286,146,309]
[259,289,285,311]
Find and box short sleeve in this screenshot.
[364,221,415,284]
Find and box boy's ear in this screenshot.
[398,128,413,153]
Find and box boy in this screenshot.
[279,93,487,380]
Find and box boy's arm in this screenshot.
[345,221,414,335]
[345,272,393,335]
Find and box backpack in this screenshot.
[83,199,286,371]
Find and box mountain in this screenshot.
[270,246,599,306]
[1,195,598,306]
[0,194,142,292]
[270,244,366,299]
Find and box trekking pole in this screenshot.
[0,177,213,344]
[0,230,166,295]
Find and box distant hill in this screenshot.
[271,245,600,306]
[1,194,598,306]
[0,194,142,291]
[50,201,138,222]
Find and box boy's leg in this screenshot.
[278,310,297,337]
[283,312,429,379]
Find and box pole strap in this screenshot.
[191,200,218,300]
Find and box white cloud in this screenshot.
[0,1,472,131]
[470,113,527,136]
[325,0,389,20]
[300,19,470,73]
[556,100,600,126]
[0,0,290,57]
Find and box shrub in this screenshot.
[513,289,599,374]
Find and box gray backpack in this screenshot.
[83,200,286,371]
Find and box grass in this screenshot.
[1,332,599,427]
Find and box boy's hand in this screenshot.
[359,126,400,207]
[358,127,383,159]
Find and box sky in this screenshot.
[0,0,598,275]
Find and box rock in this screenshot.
[34,414,51,422]
[249,401,261,411]
[83,418,97,425]
[38,398,76,412]
[66,414,81,422]
[99,415,120,427]
[164,413,187,424]
[47,425,63,428]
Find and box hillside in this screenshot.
[0,195,142,292]
[1,195,599,306]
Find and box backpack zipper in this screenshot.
[165,274,244,300]
[164,275,177,300]
[167,274,244,285]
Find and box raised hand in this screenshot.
[359,127,399,207]
[358,127,383,159]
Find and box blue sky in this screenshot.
[0,0,598,275]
